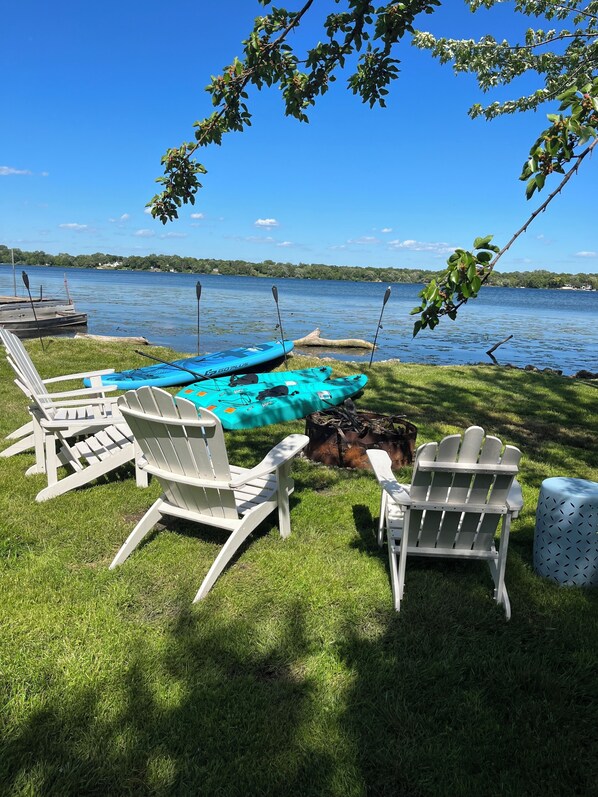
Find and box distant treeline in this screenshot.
[1,244,597,290]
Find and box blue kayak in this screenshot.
[177,373,368,430]
[85,339,293,390]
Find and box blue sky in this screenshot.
[1,1,595,273]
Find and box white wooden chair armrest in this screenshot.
[35,385,118,399]
[229,434,310,488]
[48,396,121,408]
[367,449,412,507]
[43,368,115,383]
[40,416,128,430]
[506,479,524,516]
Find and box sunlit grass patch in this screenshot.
[0,339,597,795]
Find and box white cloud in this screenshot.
[380,227,393,234]
[348,236,380,245]
[161,232,187,239]
[59,222,88,231]
[575,250,597,258]
[277,241,293,247]
[388,238,456,255]
[120,213,130,222]
[134,229,155,238]
[0,165,32,176]
[190,212,204,220]
[41,171,49,177]
[143,207,153,215]
[254,218,279,228]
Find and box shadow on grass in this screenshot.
[2,568,597,796]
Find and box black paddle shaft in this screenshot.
[21,270,45,351]
[271,285,288,369]
[369,286,392,368]
[196,281,202,356]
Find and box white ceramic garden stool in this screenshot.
[534,477,598,586]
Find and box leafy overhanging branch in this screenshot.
[149,0,440,223]
[412,0,598,119]
[148,1,596,337]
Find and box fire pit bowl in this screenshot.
[304,405,417,470]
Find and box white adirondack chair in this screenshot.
[110,386,309,602]
[0,330,147,501]
[0,328,120,465]
[367,426,523,619]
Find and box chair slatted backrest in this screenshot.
[118,386,238,521]
[0,329,55,418]
[408,426,521,552]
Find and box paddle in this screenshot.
[196,280,202,356]
[134,349,207,383]
[272,285,288,369]
[21,270,45,351]
[369,286,391,368]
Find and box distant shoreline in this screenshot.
[1,247,597,292]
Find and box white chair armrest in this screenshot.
[229,434,309,488]
[39,385,118,399]
[367,449,412,507]
[43,368,115,383]
[40,416,127,430]
[506,479,524,516]
[48,396,121,409]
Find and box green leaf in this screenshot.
[525,176,537,200]
[473,235,493,249]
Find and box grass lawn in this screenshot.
[1,337,597,796]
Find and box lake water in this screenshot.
[1,264,597,374]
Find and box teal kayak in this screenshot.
[84,339,293,390]
[177,373,368,430]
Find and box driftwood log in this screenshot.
[294,327,374,350]
[75,333,150,345]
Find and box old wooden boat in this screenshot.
[0,295,87,336]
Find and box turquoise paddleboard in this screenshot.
[84,339,293,390]
[177,366,333,401]
[177,373,368,430]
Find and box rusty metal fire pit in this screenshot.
[304,404,417,470]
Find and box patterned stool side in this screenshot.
[534,477,598,587]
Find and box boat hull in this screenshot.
[0,296,87,336]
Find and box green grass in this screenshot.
[1,337,597,796]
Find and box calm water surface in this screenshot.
[1,265,597,374]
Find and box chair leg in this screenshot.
[36,440,134,502]
[388,532,402,611]
[25,415,46,475]
[109,498,164,568]
[193,517,259,603]
[377,492,387,546]
[5,419,34,441]
[388,516,409,612]
[276,461,292,539]
[488,514,512,620]
[1,432,35,458]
